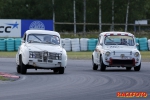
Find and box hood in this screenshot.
[26,43,63,53]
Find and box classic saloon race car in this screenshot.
[16,30,67,74]
[92,32,141,71]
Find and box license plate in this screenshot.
[121,56,130,59]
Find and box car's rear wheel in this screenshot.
[53,69,59,73]
[59,67,64,74]
[134,63,141,71]
[20,55,27,74]
[99,56,106,71]
[17,65,21,73]
[92,57,98,70]
[126,67,132,71]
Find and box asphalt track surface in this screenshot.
[0,58,150,100]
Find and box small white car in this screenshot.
[16,30,67,74]
[92,32,141,71]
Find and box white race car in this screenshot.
[92,32,141,71]
[16,30,67,74]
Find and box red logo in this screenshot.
[117,92,148,98]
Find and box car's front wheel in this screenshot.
[20,55,27,74]
[99,56,106,71]
[53,68,59,73]
[16,65,21,73]
[59,67,64,74]
[92,56,98,70]
[126,67,132,71]
[134,63,141,71]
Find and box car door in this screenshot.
[95,36,102,64]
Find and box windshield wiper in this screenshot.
[106,36,117,45]
[29,40,41,43]
[32,34,42,42]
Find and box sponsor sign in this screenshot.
[135,20,147,25]
[21,20,53,37]
[117,92,148,98]
[0,19,21,37]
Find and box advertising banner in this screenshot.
[21,20,53,37]
[0,19,21,37]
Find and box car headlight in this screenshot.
[29,51,42,58]
[55,53,62,60]
[29,51,35,58]
[134,52,139,57]
[105,51,110,56]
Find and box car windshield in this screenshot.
[27,34,60,45]
[104,35,135,46]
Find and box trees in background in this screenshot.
[0,0,150,32]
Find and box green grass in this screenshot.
[67,51,92,59]
[0,51,16,58]
[0,76,9,81]
[0,51,150,61]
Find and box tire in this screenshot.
[92,57,98,70]
[20,55,27,74]
[134,63,141,71]
[59,67,64,74]
[53,69,59,73]
[17,65,21,73]
[99,56,106,71]
[126,67,132,71]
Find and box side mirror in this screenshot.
[21,39,25,43]
[100,43,103,46]
[136,43,139,46]
[62,43,65,48]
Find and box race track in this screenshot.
[0,58,150,100]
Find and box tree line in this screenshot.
[0,0,150,32]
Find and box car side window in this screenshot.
[97,36,101,46]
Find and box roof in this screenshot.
[25,30,60,37]
[99,31,134,36]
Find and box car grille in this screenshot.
[49,52,62,60]
[110,59,135,66]
[34,52,42,59]
[34,52,62,62]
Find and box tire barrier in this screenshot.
[0,37,149,51]
[61,38,71,51]
[71,38,80,52]
[139,38,148,51]
[80,38,89,51]
[88,39,97,51]
[6,38,15,51]
[0,38,6,51]
[15,38,21,51]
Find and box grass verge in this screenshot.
[0,51,150,61]
[0,76,9,81]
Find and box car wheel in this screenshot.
[99,56,106,71]
[17,65,21,73]
[134,63,141,71]
[126,67,132,71]
[20,55,27,74]
[53,69,59,73]
[92,57,98,70]
[59,67,64,74]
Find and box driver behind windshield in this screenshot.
[43,35,59,44]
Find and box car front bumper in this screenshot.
[28,59,62,68]
[103,56,141,67]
